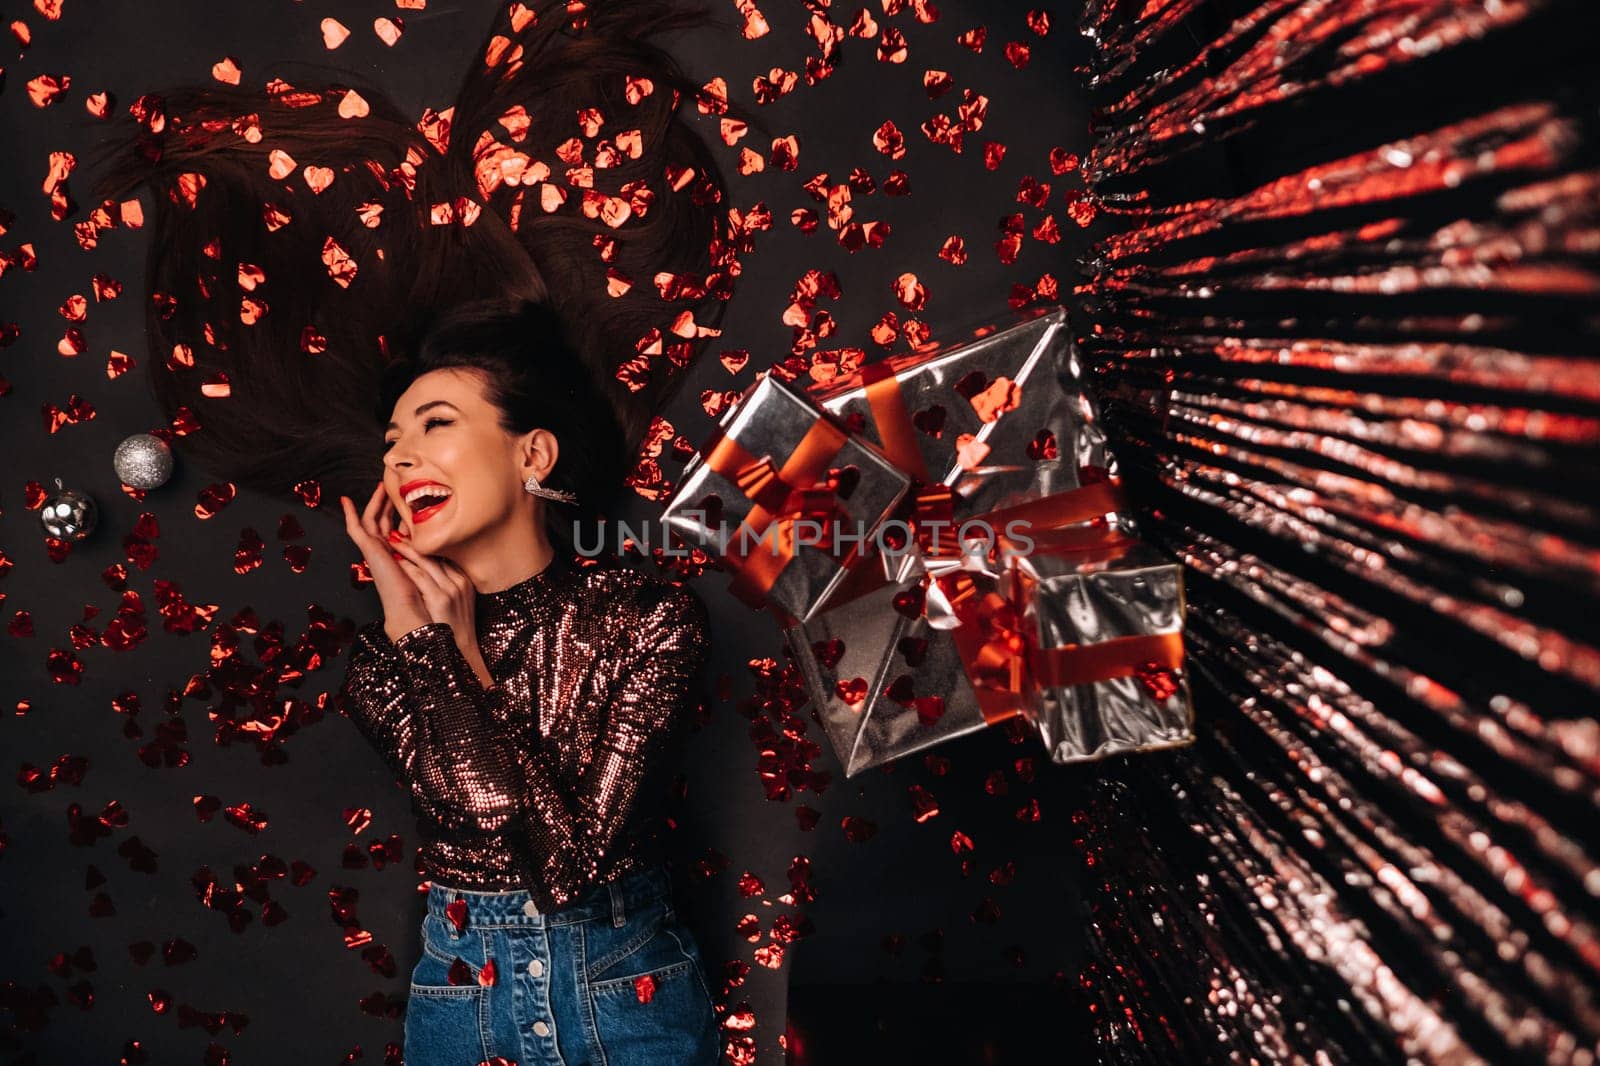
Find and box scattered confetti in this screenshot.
[320,18,349,49]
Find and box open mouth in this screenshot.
[403,486,453,526]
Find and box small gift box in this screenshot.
[663,374,912,625]
[1007,539,1193,764]
[784,537,1030,778]
[805,305,1119,535]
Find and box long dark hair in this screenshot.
[379,298,624,556]
[90,0,763,509]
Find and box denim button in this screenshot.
[527,958,544,977]
[532,1020,551,1037]
[522,900,539,917]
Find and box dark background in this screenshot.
[0,1,1109,1062]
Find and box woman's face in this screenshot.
[382,367,544,556]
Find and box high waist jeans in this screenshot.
[404,864,721,1066]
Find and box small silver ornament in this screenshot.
[113,432,174,490]
[39,478,98,541]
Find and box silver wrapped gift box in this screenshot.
[783,540,1030,778]
[1007,540,1194,764]
[662,373,911,625]
[805,305,1124,566]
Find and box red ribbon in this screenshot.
[859,360,931,483]
[937,574,1032,723]
[1027,632,1185,689]
[699,418,858,616]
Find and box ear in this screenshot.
[517,427,560,484]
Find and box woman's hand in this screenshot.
[341,484,430,642]
[387,537,496,691]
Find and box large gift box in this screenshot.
[663,373,911,625]
[805,306,1124,557]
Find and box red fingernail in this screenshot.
[387,530,401,543]
[389,549,404,561]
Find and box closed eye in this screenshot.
[382,416,453,451]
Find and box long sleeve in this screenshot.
[518,585,710,899]
[338,619,521,833]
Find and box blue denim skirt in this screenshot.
[404,864,721,1066]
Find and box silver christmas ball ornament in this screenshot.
[39,479,98,541]
[113,433,174,490]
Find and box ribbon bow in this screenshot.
[730,453,850,544]
[700,419,862,616]
[917,534,1032,723]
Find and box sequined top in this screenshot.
[337,550,711,912]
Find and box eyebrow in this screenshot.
[385,400,458,432]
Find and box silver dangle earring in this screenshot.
[524,472,578,505]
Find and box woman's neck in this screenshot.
[450,518,557,594]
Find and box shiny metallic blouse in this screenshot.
[337,550,711,912]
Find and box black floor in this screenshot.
[784,980,1096,1065]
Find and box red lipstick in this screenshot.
[411,497,450,525]
[398,479,452,526]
